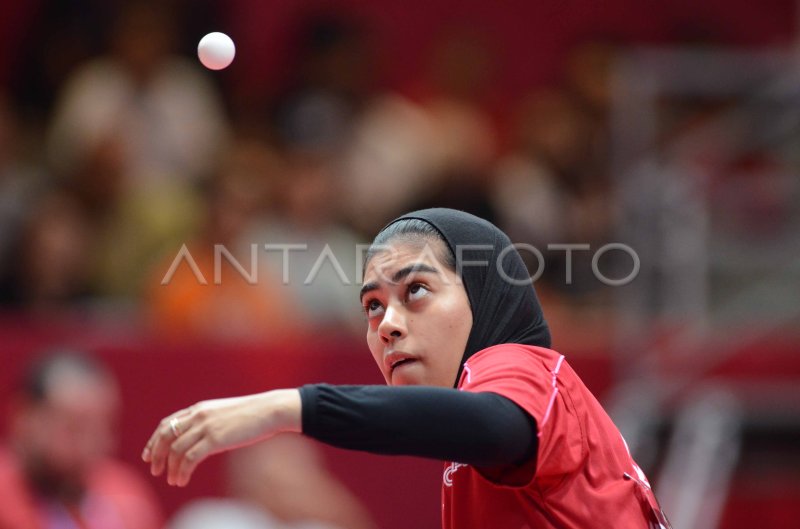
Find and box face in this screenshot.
[361,238,473,387]
[15,372,119,486]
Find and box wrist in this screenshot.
[266,389,302,434]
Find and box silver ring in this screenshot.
[169,417,182,438]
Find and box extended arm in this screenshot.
[143,385,537,486]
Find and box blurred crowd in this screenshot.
[0,1,625,342]
[0,349,378,529]
[0,351,163,529]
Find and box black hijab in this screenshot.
[379,208,551,386]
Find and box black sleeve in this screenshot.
[298,384,538,468]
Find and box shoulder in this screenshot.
[465,343,563,372]
[0,445,40,528]
[89,458,157,494]
[157,58,221,97]
[458,344,566,400]
[62,59,126,96]
[0,444,28,493]
[88,459,164,529]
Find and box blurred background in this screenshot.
[0,1,798,528]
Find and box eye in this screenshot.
[406,283,429,302]
[363,298,384,319]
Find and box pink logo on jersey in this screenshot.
[443,462,467,486]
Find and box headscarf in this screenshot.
[379,208,551,386]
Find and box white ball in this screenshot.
[197,32,235,70]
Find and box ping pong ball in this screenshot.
[198,32,235,70]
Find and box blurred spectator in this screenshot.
[491,87,613,299]
[0,93,48,279]
[8,0,117,124]
[339,93,440,235]
[0,168,200,312]
[404,29,499,223]
[0,350,163,529]
[169,501,296,529]
[269,12,374,154]
[168,434,376,529]
[491,88,578,248]
[0,191,93,314]
[565,40,618,122]
[420,28,498,176]
[145,137,303,342]
[76,161,202,301]
[342,28,499,233]
[46,1,230,191]
[265,11,432,236]
[42,1,228,299]
[564,40,617,200]
[247,148,365,335]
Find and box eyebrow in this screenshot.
[359,263,440,300]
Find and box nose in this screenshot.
[378,303,406,344]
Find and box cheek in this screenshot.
[366,329,383,365]
[457,308,473,340]
[441,296,472,338]
[441,299,472,362]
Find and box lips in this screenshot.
[385,352,418,373]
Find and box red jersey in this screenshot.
[442,344,667,529]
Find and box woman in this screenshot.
[143,208,670,529]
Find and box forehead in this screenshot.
[46,372,119,414]
[364,239,448,282]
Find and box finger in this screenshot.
[143,421,167,463]
[176,438,213,487]
[167,424,205,485]
[147,409,193,474]
[142,409,186,462]
[149,422,173,476]
[150,416,184,476]
[142,425,165,463]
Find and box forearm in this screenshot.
[299,384,537,467]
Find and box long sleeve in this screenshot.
[299,384,537,468]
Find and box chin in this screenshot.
[390,373,426,386]
[389,373,410,386]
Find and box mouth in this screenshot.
[391,358,417,370]
[385,352,419,374]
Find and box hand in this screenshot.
[141,389,301,487]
